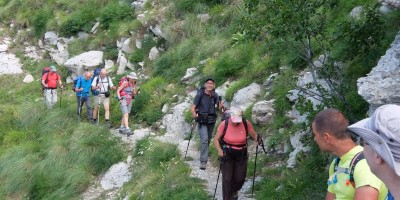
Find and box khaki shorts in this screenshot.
[94,94,110,106]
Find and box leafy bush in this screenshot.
[129,48,145,63]
[32,9,52,37]
[214,44,254,83]
[99,2,133,29]
[59,6,98,37]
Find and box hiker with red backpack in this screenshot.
[91,68,116,127]
[312,108,388,200]
[214,107,260,200]
[117,72,139,136]
[41,65,63,109]
[75,71,93,122]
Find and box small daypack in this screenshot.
[72,76,83,92]
[330,151,365,188]
[41,67,51,94]
[219,117,249,148]
[117,76,136,97]
[91,67,102,96]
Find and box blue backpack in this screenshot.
[91,67,102,96]
[72,76,83,92]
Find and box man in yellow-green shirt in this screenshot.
[312,109,387,200]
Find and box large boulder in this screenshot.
[231,83,262,111]
[357,33,400,113]
[23,74,34,83]
[44,31,58,45]
[0,53,23,75]
[252,100,275,125]
[64,51,103,76]
[379,0,400,9]
[162,101,191,137]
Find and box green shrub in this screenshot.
[59,6,98,37]
[99,2,133,29]
[214,44,254,83]
[129,48,145,63]
[32,9,52,37]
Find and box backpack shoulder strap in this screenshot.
[242,117,248,135]
[349,151,365,184]
[221,118,229,140]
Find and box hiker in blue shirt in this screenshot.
[75,71,93,122]
[349,104,400,200]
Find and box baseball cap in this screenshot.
[204,78,215,83]
[229,107,243,123]
[127,72,137,79]
[50,65,57,72]
[348,104,400,176]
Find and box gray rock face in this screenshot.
[162,101,191,137]
[252,100,275,125]
[44,31,58,45]
[287,131,310,168]
[350,6,363,20]
[231,83,262,111]
[100,162,132,190]
[64,51,104,76]
[357,33,400,113]
[379,0,400,9]
[148,47,159,60]
[0,53,23,75]
[181,67,199,84]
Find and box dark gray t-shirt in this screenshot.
[193,89,220,115]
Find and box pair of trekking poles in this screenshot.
[212,135,267,199]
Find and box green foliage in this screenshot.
[32,9,53,37]
[214,44,254,83]
[129,48,145,63]
[99,2,133,29]
[59,5,98,37]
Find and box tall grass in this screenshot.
[127,138,209,200]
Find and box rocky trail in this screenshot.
[82,126,258,200]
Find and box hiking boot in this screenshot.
[118,127,125,134]
[200,162,207,170]
[233,191,239,200]
[124,128,132,137]
[105,120,111,128]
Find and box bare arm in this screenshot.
[354,185,379,200]
[325,191,335,200]
[214,128,224,157]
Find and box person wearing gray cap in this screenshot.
[348,104,400,200]
[191,77,224,170]
[312,108,387,200]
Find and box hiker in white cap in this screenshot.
[349,104,400,200]
[312,108,387,200]
[116,72,138,136]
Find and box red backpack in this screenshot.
[41,67,51,94]
[118,76,136,97]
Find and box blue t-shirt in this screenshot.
[76,77,92,97]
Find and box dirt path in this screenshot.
[82,127,256,200]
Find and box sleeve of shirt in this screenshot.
[327,160,335,193]
[353,159,386,191]
[76,78,81,88]
[193,92,201,106]
[91,77,97,87]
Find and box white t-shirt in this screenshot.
[91,76,114,93]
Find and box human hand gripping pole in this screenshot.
[184,120,195,158]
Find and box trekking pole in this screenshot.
[78,96,83,122]
[97,95,100,126]
[213,157,223,200]
[59,87,63,109]
[252,144,259,196]
[184,120,195,158]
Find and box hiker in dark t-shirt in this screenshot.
[191,78,224,170]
